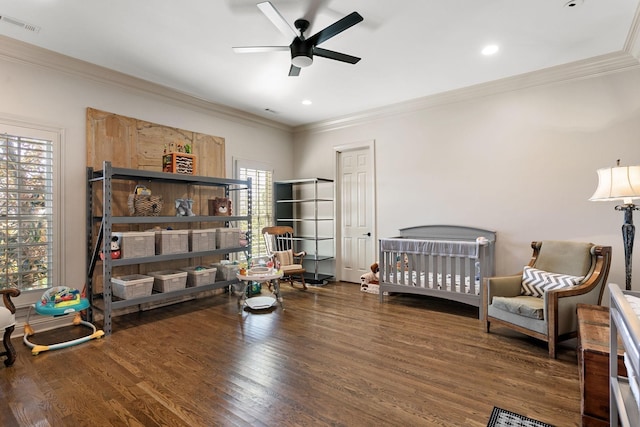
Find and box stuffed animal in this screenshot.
[371,262,379,275]
[360,271,378,284]
[100,236,121,260]
[175,198,195,216]
[110,236,121,259]
[360,261,380,288]
[211,197,232,216]
[396,254,409,271]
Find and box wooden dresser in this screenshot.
[576,304,626,427]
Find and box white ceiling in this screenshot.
[0,0,639,127]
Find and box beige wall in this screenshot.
[2,35,640,297]
[0,41,294,289]
[293,68,640,292]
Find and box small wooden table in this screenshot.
[236,270,284,314]
[577,304,626,427]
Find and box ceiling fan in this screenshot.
[233,1,364,76]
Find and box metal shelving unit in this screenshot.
[274,178,334,284]
[87,161,251,335]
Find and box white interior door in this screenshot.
[336,143,375,283]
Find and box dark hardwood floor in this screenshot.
[0,282,581,426]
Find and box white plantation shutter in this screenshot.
[236,160,273,258]
[0,133,54,290]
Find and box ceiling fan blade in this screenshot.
[257,1,298,40]
[307,11,363,46]
[313,47,360,64]
[288,65,301,76]
[233,46,290,53]
[302,0,329,24]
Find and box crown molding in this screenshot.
[2,33,639,138]
[297,2,640,134]
[0,35,291,132]
[295,51,640,134]
[625,0,640,60]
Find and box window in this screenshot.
[235,160,273,258]
[0,124,59,292]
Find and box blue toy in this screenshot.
[23,286,104,355]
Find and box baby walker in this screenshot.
[23,286,104,355]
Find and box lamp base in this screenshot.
[616,203,639,290]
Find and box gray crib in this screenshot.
[379,225,496,319]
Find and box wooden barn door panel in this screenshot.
[86,108,138,169]
[86,108,227,290]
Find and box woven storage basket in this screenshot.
[127,186,163,216]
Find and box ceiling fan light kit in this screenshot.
[233,1,363,76]
[291,54,313,68]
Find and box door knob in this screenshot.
[363,232,371,237]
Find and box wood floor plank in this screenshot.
[0,282,582,426]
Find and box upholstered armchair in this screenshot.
[0,288,21,366]
[483,241,611,358]
[262,226,307,289]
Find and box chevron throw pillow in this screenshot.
[521,266,584,297]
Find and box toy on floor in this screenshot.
[361,262,379,284]
[360,262,382,294]
[23,286,104,355]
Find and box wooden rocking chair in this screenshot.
[262,226,307,289]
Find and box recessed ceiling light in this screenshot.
[481,45,499,56]
[302,100,312,106]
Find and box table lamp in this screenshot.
[589,160,640,290]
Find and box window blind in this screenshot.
[0,133,53,290]
[237,165,273,258]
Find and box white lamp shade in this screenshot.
[590,165,640,204]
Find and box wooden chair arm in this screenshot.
[546,245,611,337]
[0,288,21,314]
[547,245,612,303]
[293,251,306,262]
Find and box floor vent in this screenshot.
[0,15,41,33]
